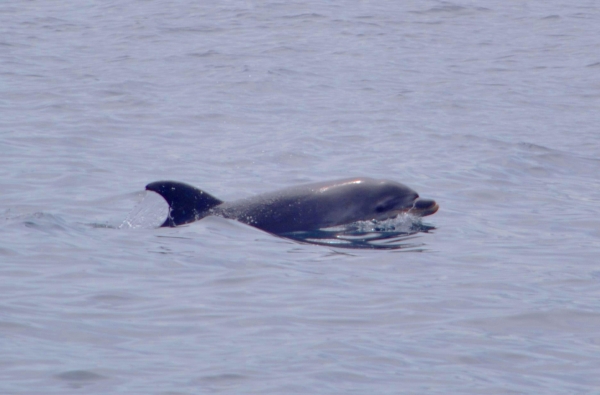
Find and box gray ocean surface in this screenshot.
[2,1,600,393]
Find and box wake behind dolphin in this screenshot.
[145,178,438,238]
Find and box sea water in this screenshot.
[1,1,600,393]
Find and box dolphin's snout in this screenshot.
[411,198,439,217]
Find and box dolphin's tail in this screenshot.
[145,181,223,227]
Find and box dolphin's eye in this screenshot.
[375,200,394,213]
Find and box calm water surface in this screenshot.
[2,1,600,394]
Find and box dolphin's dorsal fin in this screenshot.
[146,181,223,227]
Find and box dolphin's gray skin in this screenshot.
[145,177,438,234]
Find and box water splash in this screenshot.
[281,214,436,250]
[119,191,169,229]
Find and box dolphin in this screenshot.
[145,177,438,234]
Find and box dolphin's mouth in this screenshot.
[408,198,439,217]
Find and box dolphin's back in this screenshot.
[215,178,384,233]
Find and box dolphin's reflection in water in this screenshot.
[281,216,436,250]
